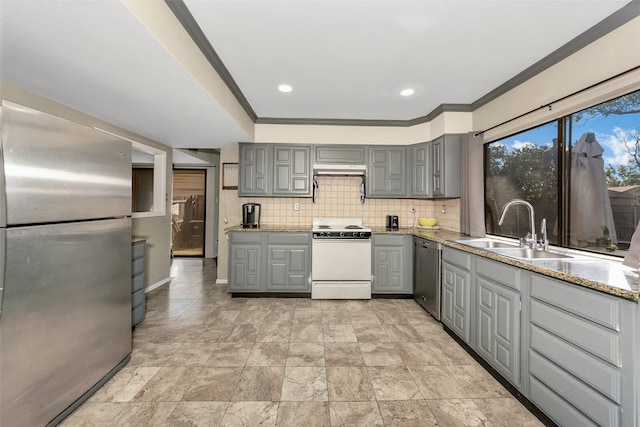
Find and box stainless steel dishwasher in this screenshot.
[413,237,441,320]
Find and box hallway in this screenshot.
[61,258,544,426]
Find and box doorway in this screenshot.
[172,169,206,257]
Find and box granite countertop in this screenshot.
[226,225,640,302]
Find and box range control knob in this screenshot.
[352,232,358,237]
[339,231,345,237]
[359,232,366,237]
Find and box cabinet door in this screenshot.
[314,145,367,164]
[441,261,471,343]
[238,144,269,196]
[266,245,310,292]
[411,142,431,197]
[273,146,311,195]
[476,277,521,385]
[432,137,444,197]
[229,244,262,291]
[368,147,407,197]
[373,246,405,293]
[432,134,461,198]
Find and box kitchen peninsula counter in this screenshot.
[227,224,640,302]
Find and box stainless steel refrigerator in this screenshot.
[0,101,133,426]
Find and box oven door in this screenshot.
[312,238,371,281]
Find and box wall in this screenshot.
[3,83,173,291]
[474,16,640,142]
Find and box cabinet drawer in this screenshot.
[132,241,146,259]
[530,300,621,366]
[132,304,145,326]
[442,247,471,270]
[476,257,520,290]
[530,324,621,403]
[530,274,620,331]
[132,288,145,308]
[529,350,620,427]
[132,258,145,277]
[229,232,262,245]
[373,234,405,246]
[529,377,599,427]
[267,232,309,245]
[132,273,145,292]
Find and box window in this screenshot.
[485,122,558,244]
[485,89,640,257]
[131,141,167,217]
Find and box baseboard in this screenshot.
[216,279,228,285]
[145,277,171,293]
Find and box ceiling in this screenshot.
[1,0,635,150]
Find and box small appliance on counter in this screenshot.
[242,203,261,228]
[386,215,399,230]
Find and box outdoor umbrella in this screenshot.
[570,132,617,247]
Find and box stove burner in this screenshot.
[345,225,362,229]
[317,225,331,229]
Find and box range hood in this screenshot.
[313,164,367,176]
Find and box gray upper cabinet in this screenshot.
[410,142,431,197]
[238,143,270,196]
[368,146,407,197]
[238,143,312,197]
[372,234,413,294]
[272,145,311,196]
[432,134,462,198]
[314,145,367,164]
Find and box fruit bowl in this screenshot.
[418,218,437,227]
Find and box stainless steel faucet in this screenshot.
[540,218,549,251]
[498,199,536,249]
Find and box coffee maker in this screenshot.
[386,215,399,230]
[242,203,261,228]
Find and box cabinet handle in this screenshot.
[421,295,427,301]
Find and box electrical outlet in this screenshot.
[410,205,416,213]
[294,202,299,211]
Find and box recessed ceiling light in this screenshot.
[400,88,415,97]
[278,84,293,93]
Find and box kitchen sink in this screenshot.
[489,247,572,260]
[455,239,519,249]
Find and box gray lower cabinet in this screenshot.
[441,247,472,344]
[372,234,412,294]
[368,147,407,197]
[228,232,263,292]
[527,273,633,427]
[238,143,270,196]
[439,245,639,427]
[228,231,311,293]
[475,257,521,386]
[131,240,146,327]
[266,233,311,292]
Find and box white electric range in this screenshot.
[311,218,372,299]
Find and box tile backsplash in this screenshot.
[240,176,460,231]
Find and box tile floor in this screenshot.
[61,258,544,426]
